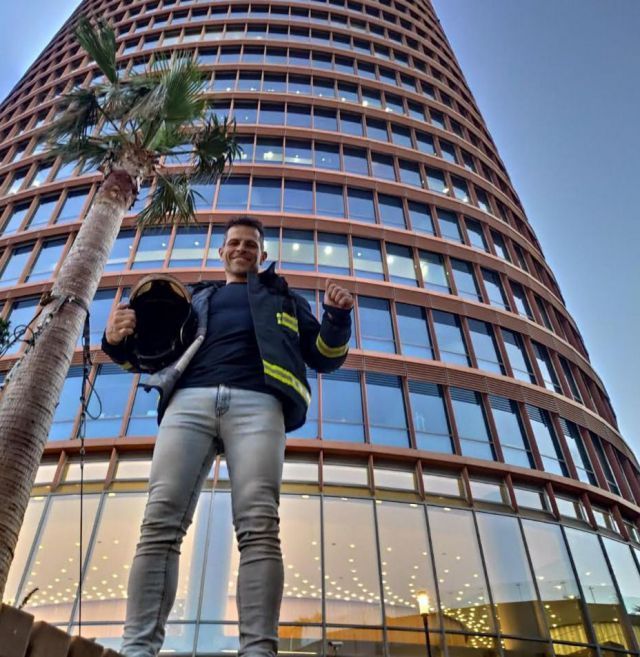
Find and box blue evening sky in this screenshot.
[1,1,638,452]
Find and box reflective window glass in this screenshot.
[84,365,134,438]
[317,233,349,275]
[491,231,510,261]
[391,125,412,148]
[5,297,39,355]
[343,147,369,175]
[396,303,433,359]
[105,230,135,271]
[408,202,434,234]
[419,251,450,293]
[283,180,313,214]
[57,188,90,224]
[340,112,364,136]
[502,329,535,383]
[560,358,583,403]
[565,528,632,649]
[532,342,561,392]
[482,269,509,310]
[352,238,383,279]
[386,243,417,286]
[559,419,596,485]
[511,282,533,319]
[286,105,311,128]
[377,502,436,627]
[358,296,395,353]
[526,405,568,476]
[365,373,409,447]
[85,288,116,345]
[591,434,621,495]
[0,244,33,287]
[415,131,435,154]
[255,138,283,164]
[371,153,395,181]
[132,228,170,269]
[468,319,503,374]
[127,385,159,436]
[465,219,487,251]
[321,370,364,442]
[250,178,281,211]
[217,177,249,210]
[314,143,340,170]
[26,238,66,282]
[313,108,338,131]
[450,388,494,460]
[426,168,446,194]
[260,102,285,124]
[399,161,423,187]
[451,259,481,301]
[324,499,381,625]
[281,229,314,271]
[2,202,31,235]
[365,118,388,142]
[27,194,59,228]
[489,396,533,468]
[428,507,496,633]
[438,210,462,242]
[284,139,312,166]
[477,513,546,639]
[377,195,405,228]
[50,367,83,440]
[409,381,452,453]
[234,102,258,124]
[316,183,345,218]
[169,226,207,267]
[433,311,469,366]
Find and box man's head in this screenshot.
[219,216,268,282]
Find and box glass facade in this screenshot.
[0,0,639,656]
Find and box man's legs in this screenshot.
[121,387,221,657]
[220,387,287,657]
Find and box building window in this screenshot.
[365,373,409,447]
[27,194,60,228]
[511,282,533,319]
[408,201,434,234]
[378,194,405,228]
[358,296,396,353]
[347,187,375,222]
[396,303,433,359]
[432,311,469,366]
[57,188,90,224]
[465,218,487,251]
[132,228,171,269]
[419,251,450,294]
[386,243,417,286]
[450,387,495,460]
[2,203,31,235]
[559,357,583,403]
[558,419,595,485]
[250,178,281,211]
[450,259,481,301]
[590,433,621,495]
[105,230,135,272]
[502,329,535,383]
[468,319,503,374]
[25,238,66,282]
[481,269,509,310]
[168,226,207,268]
[321,369,364,442]
[316,183,345,218]
[317,233,349,275]
[352,237,383,279]
[50,367,83,440]
[437,209,462,242]
[408,381,452,453]
[489,396,533,468]
[84,364,135,438]
[532,342,561,392]
[525,405,568,477]
[0,244,34,287]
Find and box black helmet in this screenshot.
[126,274,197,373]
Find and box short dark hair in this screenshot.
[223,216,265,247]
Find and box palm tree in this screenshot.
[0,16,240,600]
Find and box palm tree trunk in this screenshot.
[0,167,139,602]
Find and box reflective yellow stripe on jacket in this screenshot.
[276,312,299,333]
[262,359,311,406]
[315,334,349,359]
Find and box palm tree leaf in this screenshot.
[75,16,118,85]
[134,55,206,147]
[191,115,241,183]
[47,136,121,171]
[47,88,101,143]
[136,173,197,227]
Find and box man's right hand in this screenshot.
[105,303,137,346]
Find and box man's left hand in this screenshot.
[324,279,354,310]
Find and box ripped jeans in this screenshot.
[121,385,286,657]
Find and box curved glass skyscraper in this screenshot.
[0,1,639,656]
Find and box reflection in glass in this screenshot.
[522,520,589,645]
[428,507,495,634]
[324,498,382,625]
[603,538,640,644]
[450,388,494,460]
[365,374,409,447]
[18,494,100,623]
[376,502,436,628]
[565,528,631,649]
[321,370,365,442]
[358,297,395,353]
[409,382,452,453]
[476,513,546,639]
[396,304,433,359]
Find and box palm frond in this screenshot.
[75,16,118,85]
[134,55,206,146]
[47,88,101,143]
[47,136,121,171]
[136,173,197,227]
[191,115,241,183]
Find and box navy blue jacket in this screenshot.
[102,264,351,432]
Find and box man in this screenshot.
[102,216,353,657]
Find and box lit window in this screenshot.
[419,251,450,294]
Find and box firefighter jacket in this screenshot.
[101,263,351,432]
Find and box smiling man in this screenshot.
[102,216,353,657]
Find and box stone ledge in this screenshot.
[0,605,123,657]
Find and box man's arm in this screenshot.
[295,280,353,373]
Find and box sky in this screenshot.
[0,1,638,453]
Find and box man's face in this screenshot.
[219,224,267,280]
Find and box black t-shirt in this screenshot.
[177,282,272,394]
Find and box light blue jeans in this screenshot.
[121,385,286,657]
